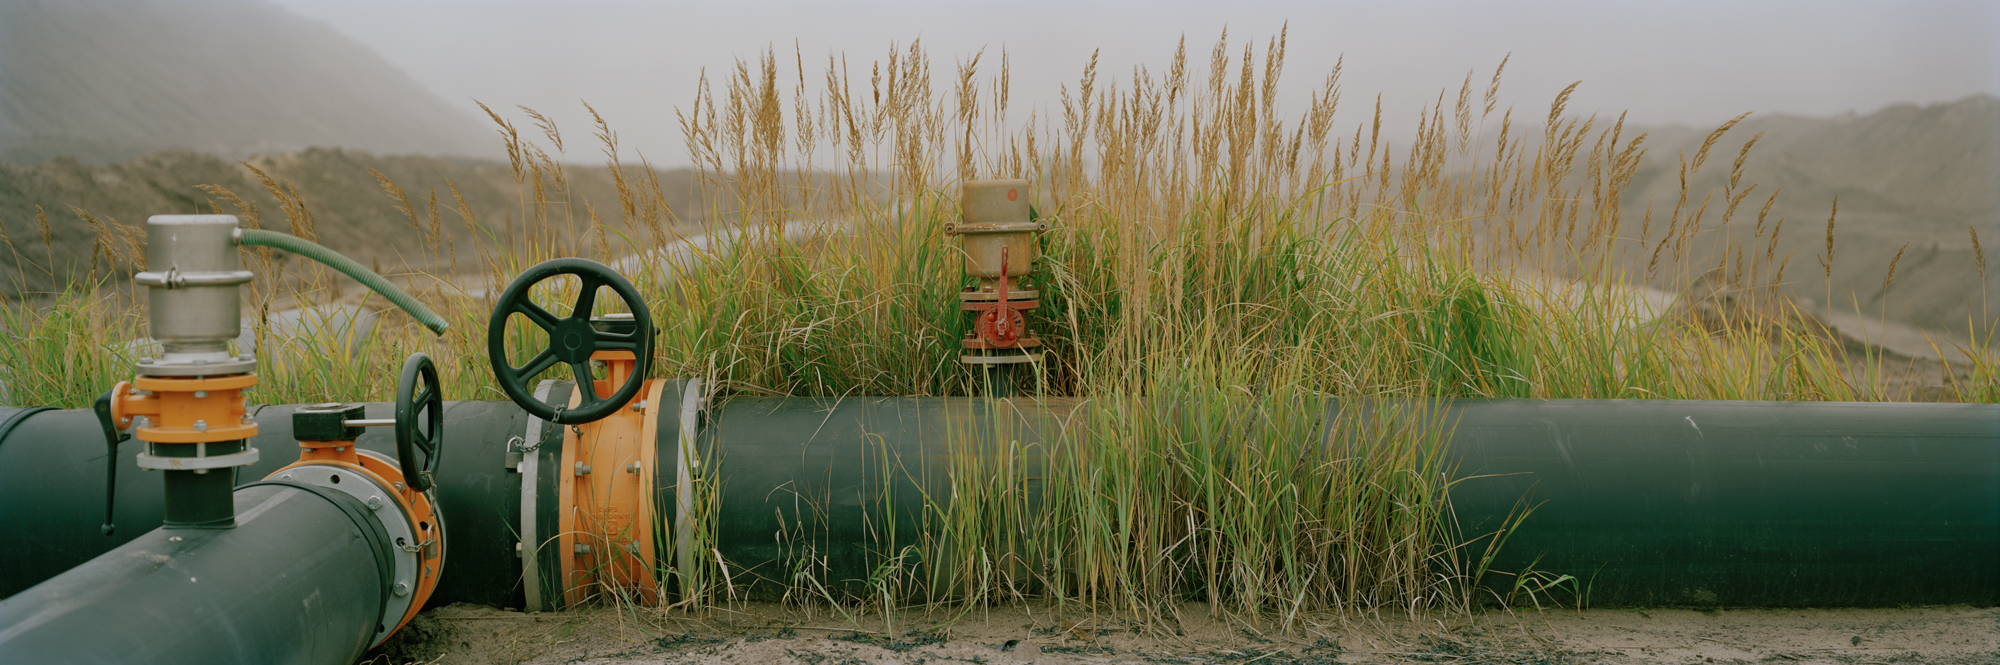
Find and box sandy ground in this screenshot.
[364,602,1997,665]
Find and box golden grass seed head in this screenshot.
[1692,112,1750,173]
[1820,196,1838,278]
[1972,224,1987,279]
[1884,242,1909,290]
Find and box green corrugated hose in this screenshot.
[235,229,449,335]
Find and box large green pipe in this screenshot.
[1428,399,1997,607]
[695,395,1067,600]
[1,395,1994,608]
[0,401,530,607]
[0,483,391,664]
[695,397,1998,606]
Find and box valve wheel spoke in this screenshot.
[517,301,562,333]
[512,348,561,382]
[593,332,641,351]
[572,362,603,405]
[411,386,440,455]
[572,275,605,320]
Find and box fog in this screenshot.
[203,0,2000,167]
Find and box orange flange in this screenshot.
[556,349,663,606]
[111,374,258,444]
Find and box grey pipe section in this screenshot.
[2,397,1995,608]
[0,483,389,664]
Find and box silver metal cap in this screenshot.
[135,215,256,376]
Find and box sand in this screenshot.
[364,602,1998,665]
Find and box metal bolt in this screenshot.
[133,416,150,429]
[240,415,253,424]
[574,543,592,554]
[192,420,208,432]
[515,542,524,556]
[367,496,384,510]
[575,462,591,476]
[393,582,411,597]
[625,461,642,474]
[625,542,640,554]
[279,474,292,481]
[193,391,208,399]
[630,400,646,412]
[168,536,182,542]
[393,482,406,492]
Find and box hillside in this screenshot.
[0,149,702,298]
[0,0,494,165]
[1608,96,1998,337]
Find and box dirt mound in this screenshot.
[0,0,494,166]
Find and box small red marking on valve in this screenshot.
[1007,188,1018,201]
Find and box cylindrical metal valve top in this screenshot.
[949,179,1045,280]
[133,215,255,376]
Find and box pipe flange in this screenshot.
[135,355,258,376]
[519,379,555,612]
[134,444,259,471]
[958,289,1041,302]
[960,352,1040,365]
[672,378,707,594]
[270,459,422,646]
[942,220,1049,234]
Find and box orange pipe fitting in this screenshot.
[109,374,258,444]
[557,349,663,605]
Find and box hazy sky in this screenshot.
[269,0,1999,167]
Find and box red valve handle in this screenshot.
[976,246,1024,347]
